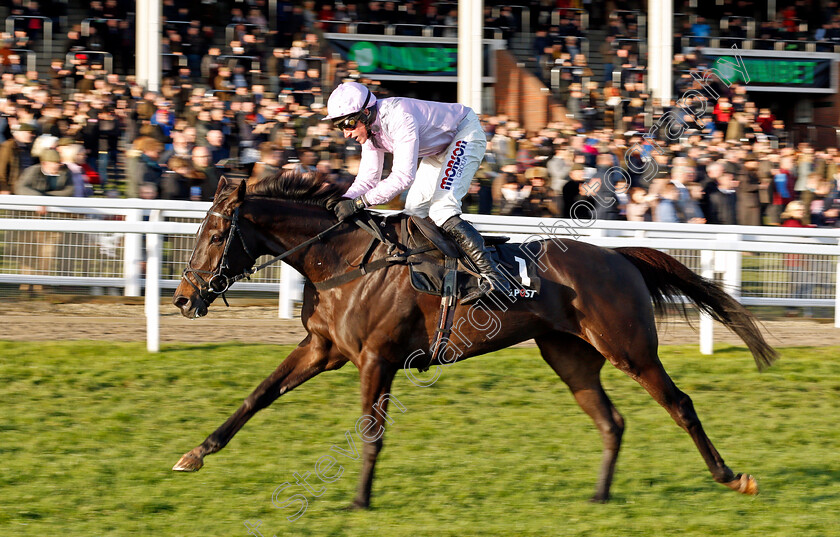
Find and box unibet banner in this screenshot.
[712,56,831,88]
[699,48,839,93]
[328,38,461,77]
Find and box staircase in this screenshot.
[586,28,607,83]
[508,32,543,83]
[505,27,611,92]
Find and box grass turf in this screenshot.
[1,341,839,536]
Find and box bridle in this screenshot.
[182,206,256,307]
[182,204,344,307]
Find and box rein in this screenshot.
[184,206,431,303]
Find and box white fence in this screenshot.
[2,195,839,352]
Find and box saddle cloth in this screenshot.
[403,216,541,300]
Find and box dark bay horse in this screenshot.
[172,172,776,507]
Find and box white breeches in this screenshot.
[403,110,487,226]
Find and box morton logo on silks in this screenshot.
[439,140,467,191]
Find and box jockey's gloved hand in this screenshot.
[332,196,367,221]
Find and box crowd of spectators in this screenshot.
[0,0,837,230]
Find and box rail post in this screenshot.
[123,208,143,296]
[720,234,742,300]
[835,239,840,328]
[279,262,302,319]
[700,249,715,354]
[145,210,162,352]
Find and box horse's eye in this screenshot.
[210,234,222,244]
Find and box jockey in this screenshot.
[325,81,512,301]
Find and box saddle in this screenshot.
[402,215,540,300]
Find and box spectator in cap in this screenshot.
[0,123,37,194]
[13,147,71,294]
[15,149,74,196]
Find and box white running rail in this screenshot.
[2,195,839,352]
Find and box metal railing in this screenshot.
[161,53,188,72]
[554,35,590,59]
[679,35,840,54]
[612,10,644,41]
[354,22,387,35]
[426,24,458,37]
[80,17,123,37]
[390,23,425,37]
[163,20,192,34]
[549,64,591,94]
[616,37,642,57]
[791,18,809,33]
[549,8,588,32]
[65,50,113,73]
[3,197,840,354]
[484,27,505,40]
[720,15,756,39]
[217,55,261,73]
[10,48,35,72]
[225,23,267,44]
[613,66,646,86]
[65,50,114,73]
[491,5,531,35]
[773,39,812,52]
[319,21,506,41]
[318,20,352,33]
[5,15,52,56]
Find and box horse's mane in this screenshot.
[245,169,348,207]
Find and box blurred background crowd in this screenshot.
[0,0,838,229]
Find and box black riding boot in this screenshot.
[442,215,512,303]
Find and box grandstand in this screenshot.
[1,0,840,227]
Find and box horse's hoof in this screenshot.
[344,500,370,511]
[172,451,204,472]
[589,494,610,504]
[724,473,759,495]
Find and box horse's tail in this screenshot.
[616,246,778,370]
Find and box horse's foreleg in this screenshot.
[536,334,625,502]
[349,357,397,509]
[173,335,337,472]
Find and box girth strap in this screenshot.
[313,243,435,291]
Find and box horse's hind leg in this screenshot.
[173,334,342,472]
[536,334,625,502]
[611,349,759,495]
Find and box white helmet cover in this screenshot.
[325,82,376,120]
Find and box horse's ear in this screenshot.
[235,177,247,201]
[214,175,230,198]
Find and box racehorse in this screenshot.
[172,172,777,507]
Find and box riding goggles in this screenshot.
[333,114,362,131]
